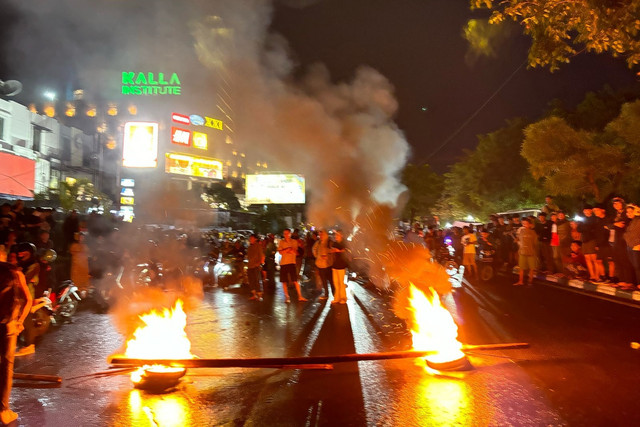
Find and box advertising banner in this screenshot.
[0,153,35,199]
[165,153,223,180]
[122,122,158,168]
[245,174,306,204]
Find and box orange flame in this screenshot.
[408,284,464,367]
[124,300,193,382]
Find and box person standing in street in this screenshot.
[330,230,349,304]
[0,261,32,425]
[247,234,264,301]
[514,217,538,286]
[461,226,478,281]
[313,229,334,301]
[535,212,554,273]
[277,229,308,303]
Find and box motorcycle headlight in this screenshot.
[220,264,231,273]
[203,265,209,273]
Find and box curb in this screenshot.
[512,267,640,304]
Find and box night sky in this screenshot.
[1,0,638,172]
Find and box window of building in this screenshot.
[62,137,71,161]
[0,117,5,141]
[33,127,42,152]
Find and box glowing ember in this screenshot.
[124,300,193,383]
[408,284,465,367]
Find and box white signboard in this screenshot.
[245,174,305,204]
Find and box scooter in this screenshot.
[46,280,82,323]
[216,256,248,290]
[30,296,54,337]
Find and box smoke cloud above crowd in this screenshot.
[5,0,410,232]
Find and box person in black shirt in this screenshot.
[330,230,349,305]
[535,212,554,272]
[593,203,614,282]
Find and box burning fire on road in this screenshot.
[407,284,468,372]
[123,299,193,391]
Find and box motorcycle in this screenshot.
[193,255,218,288]
[45,279,82,323]
[215,256,248,290]
[478,248,497,281]
[438,237,460,277]
[30,295,54,337]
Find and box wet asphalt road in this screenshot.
[9,273,640,427]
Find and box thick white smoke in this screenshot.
[6,0,410,231]
[192,0,410,230]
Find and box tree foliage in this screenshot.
[400,163,443,221]
[470,0,640,71]
[35,178,113,212]
[203,183,241,211]
[437,119,543,221]
[521,113,633,201]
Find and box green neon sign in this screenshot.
[121,72,181,95]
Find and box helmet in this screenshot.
[10,242,37,268]
[37,248,57,263]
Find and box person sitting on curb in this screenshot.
[514,217,538,286]
[563,240,589,281]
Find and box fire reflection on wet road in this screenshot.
[13,277,621,426]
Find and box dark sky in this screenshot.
[270,0,638,171]
[1,0,637,173]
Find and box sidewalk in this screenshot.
[512,267,640,305]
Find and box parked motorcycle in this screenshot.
[30,295,54,337]
[46,279,82,323]
[216,256,248,290]
[478,248,497,281]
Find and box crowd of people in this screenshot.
[403,195,640,291]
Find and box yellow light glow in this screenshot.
[240,153,246,158]
[256,162,261,167]
[65,103,76,117]
[226,160,231,166]
[86,106,97,117]
[44,105,55,118]
[263,163,267,168]
[122,122,158,168]
[236,162,242,168]
[28,104,37,114]
[124,300,193,383]
[107,104,118,116]
[232,150,237,156]
[193,132,207,150]
[231,170,238,178]
[226,182,232,188]
[106,137,116,150]
[128,105,138,115]
[409,284,464,367]
[65,177,77,186]
[225,136,232,144]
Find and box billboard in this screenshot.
[193,131,207,149]
[0,153,36,199]
[245,174,305,204]
[165,153,223,179]
[171,127,191,146]
[122,122,158,168]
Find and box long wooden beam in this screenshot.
[109,343,529,369]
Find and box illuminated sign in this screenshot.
[122,122,158,168]
[193,132,208,150]
[120,178,135,187]
[205,116,224,130]
[121,72,181,96]
[190,115,205,126]
[120,188,134,197]
[245,174,306,204]
[120,196,135,205]
[165,153,223,179]
[171,127,191,146]
[172,113,190,125]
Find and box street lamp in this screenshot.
[43,90,56,101]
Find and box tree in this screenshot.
[202,183,241,211]
[36,178,113,213]
[521,116,625,201]
[470,0,640,71]
[400,163,443,221]
[437,118,543,221]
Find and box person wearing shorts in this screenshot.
[461,226,478,281]
[277,229,308,303]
